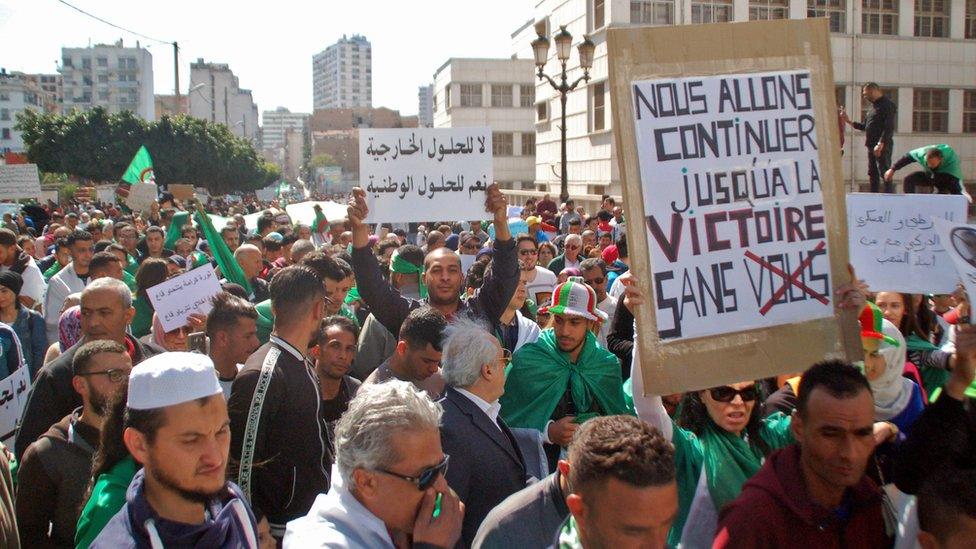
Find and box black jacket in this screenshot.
[228,336,330,536]
[852,95,896,147]
[15,336,163,460]
[894,392,976,494]
[439,387,527,548]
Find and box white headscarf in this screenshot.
[872,318,915,421]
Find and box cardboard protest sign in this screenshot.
[125,183,158,212]
[848,193,966,294]
[608,19,858,395]
[360,128,493,223]
[147,264,222,332]
[933,218,976,305]
[0,367,32,446]
[0,164,42,200]
[169,184,196,201]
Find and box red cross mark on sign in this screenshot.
[744,241,829,316]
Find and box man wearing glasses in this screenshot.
[16,340,131,547]
[580,258,617,348]
[547,234,583,275]
[285,380,464,548]
[438,318,528,547]
[517,235,557,307]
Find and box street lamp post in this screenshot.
[531,25,595,205]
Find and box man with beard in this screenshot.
[313,316,361,431]
[91,352,259,547]
[229,266,331,541]
[500,279,633,472]
[17,340,132,547]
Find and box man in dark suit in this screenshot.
[841,82,897,193]
[439,317,528,547]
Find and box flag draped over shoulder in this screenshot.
[194,204,253,297]
[118,145,154,198]
[164,211,190,250]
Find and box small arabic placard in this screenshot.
[848,193,966,294]
[360,128,493,223]
[147,264,222,332]
[0,366,32,446]
[0,164,42,201]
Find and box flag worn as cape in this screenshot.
[194,204,253,297]
[908,144,963,180]
[499,328,633,432]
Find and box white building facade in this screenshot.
[59,40,154,120]
[312,35,373,110]
[188,59,259,140]
[261,107,309,150]
[432,58,538,191]
[513,0,976,202]
[0,71,48,152]
[418,84,434,127]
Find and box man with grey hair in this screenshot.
[284,380,464,548]
[547,234,583,274]
[17,277,163,459]
[438,317,527,547]
[289,239,316,265]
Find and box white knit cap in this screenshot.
[127,352,223,410]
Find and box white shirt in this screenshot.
[524,266,557,306]
[44,262,88,343]
[454,387,502,429]
[596,295,618,348]
[1,257,46,307]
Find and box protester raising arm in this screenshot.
[468,185,519,329]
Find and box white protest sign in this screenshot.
[848,193,966,294]
[0,367,32,446]
[0,164,42,200]
[255,187,276,202]
[285,201,349,228]
[360,128,493,223]
[632,70,833,341]
[147,264,222,332]
[459,253,478,275]
[933,218,976,304]
[125,183,158,212]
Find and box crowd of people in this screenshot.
[0,162,970,549]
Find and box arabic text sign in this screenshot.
[147,264,223,332]
[633,70,833,341]
[125,183,158,212]
[848,194,966,294]
[0,367,32,446]
[0,164,42,200]
[360,128,493,223]
[933,218,976,307]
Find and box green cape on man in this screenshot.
[907,144,962,180]
[500,328,633,432]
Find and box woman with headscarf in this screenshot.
[861,304,925,433]
[42,306,81,365]
[875,291,954,396]
[0,271,46,377]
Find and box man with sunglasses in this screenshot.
[285,380,464,548]
[439,317,527,547]
[17,340,131,547]
[547,234,583,275]
[518,235,557,307]
[580,258,617,348]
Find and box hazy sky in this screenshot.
[0,0,534,120]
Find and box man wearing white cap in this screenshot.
[499,278,634,472]
[91,352,259,548]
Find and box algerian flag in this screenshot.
[118,146,155,198]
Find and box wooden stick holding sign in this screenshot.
[608,19,859,395]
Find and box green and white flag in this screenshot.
[117,146,155,198]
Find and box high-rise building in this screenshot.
[261,106,309,150]
[432,59,536,192]
[510,0,976,205]
[188,59,259,140]
[0,70,51,152]
[312,34,372,110]
[59,39,154,120]
[418,84,434,127]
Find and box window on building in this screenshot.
[82,58,91,69]
[808,0,846,32]
[98,74,108,83]
[62,57,72,67]
[913,88,949,132]
[915,0,950,37]
[590,81,607,132]
[537,101,549,122]
[433,93,438,112]
[750,0,789,19]
[460,84,482,107]
[965,90,976,133]
[692,0,733,23]
[98,91,109,100]
[968,0,976,38]
[862,0,899,35]
[444,85,451,109]
[97,57,107,67]
[593,0,606,30]
[493,132,514,156]
[0,92,8,101]
[492,84,514,107]
[522,132,536,155]
[860,87,898,131]
[520,85,535,107]
[1,129,10,140]
[631,0,675,24]
[0,109,8,121]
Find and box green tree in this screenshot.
[310,153,338,168]
[16,108,277,194]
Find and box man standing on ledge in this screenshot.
[841,83,897,194]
